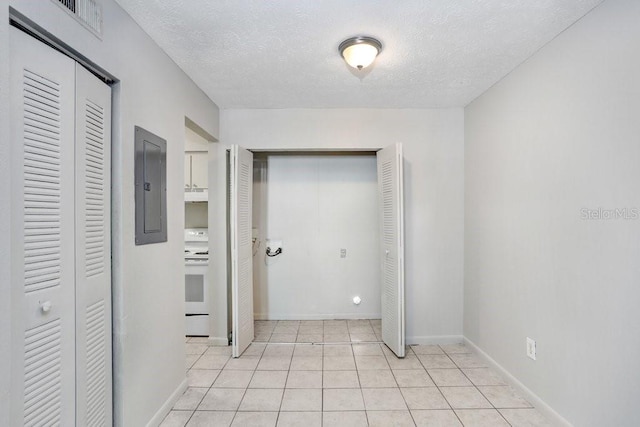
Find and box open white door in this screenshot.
[377,143,406,358]
[230,145,254,358]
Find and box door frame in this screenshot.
[226,146,405,357]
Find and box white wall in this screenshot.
[1,2,220,426]
[464,0,640,425]
[252,154,380,319]
[220,109,465,342]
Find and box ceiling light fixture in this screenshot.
[339,36,382,70]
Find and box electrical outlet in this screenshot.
[340,248,347,258]
[526,337,536,360]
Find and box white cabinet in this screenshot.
[191,152,208,190]
[184,154,192,190]
[185,151,208,201]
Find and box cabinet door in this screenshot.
[10,27,77,426]
[185,154,192,190]
[190,152,208,190]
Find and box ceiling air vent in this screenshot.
[54,0,103,38]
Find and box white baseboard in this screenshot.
[407,335,463,345]
[464,337,572,427]
[146,377,187,427]
[254,313,381,320]
[208,336,229,346]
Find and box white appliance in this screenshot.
[185,228,209,336]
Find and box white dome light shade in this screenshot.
[339,36,382,70]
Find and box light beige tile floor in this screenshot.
[253,319,383,344]
[162,320,552,426]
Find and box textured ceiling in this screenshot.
[114,0,603,109]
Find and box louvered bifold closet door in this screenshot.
[231,145,254,358]
[74,63,112,427]
[9,27,77,426]
[377,143,406,358]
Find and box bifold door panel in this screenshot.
[10,27,112,426]
[377,143,406,358]
[231,145,254,358]
[74,63,113,427]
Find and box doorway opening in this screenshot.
[228,145,405,358]
[252,151,380,322]
[183,119,217,337]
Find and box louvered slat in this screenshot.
[23,320,62,427]
[238,161,252,334]
[382,255,398,344]
[84,301,106,427]
[381,161,394,245]
[84,99,105,279]
[239,163,251,242]
[23,70,62,295]
[57,0,103,37]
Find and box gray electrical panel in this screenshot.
[135,126,167,245]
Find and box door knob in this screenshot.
[40,301,52,313]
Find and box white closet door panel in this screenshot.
[231,145,254,358]
[377,143,406,358]
[10,27,77,426]
[74,63,112,427]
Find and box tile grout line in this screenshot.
[441,346,520,426]
[182,346,225,426]
[390,342,419,426]
[182,346,206,426]
[417,345,466,427]
[274,353,290,427]
[176,325,542,427]
[440,348,466,427]
[348,341,369,425]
